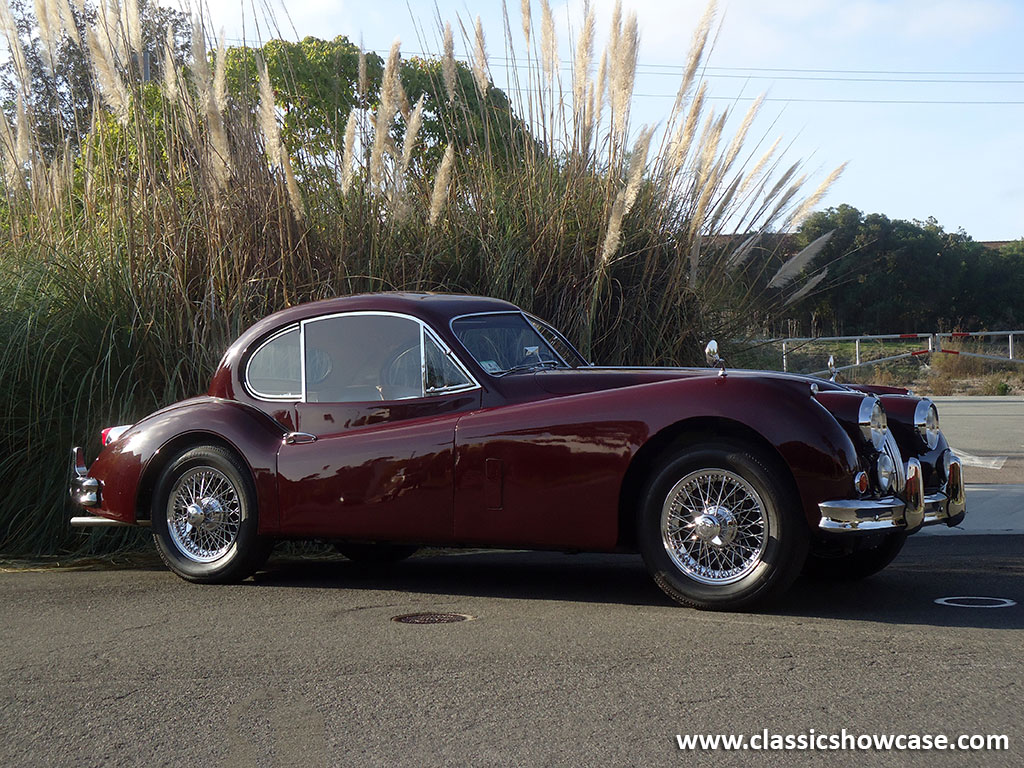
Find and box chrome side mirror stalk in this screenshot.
[827,354,837,382]
[705,340,727,378]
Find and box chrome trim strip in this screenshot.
[422,325,478,395]
[70,516,139,528]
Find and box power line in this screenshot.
[646,95,1024,105]
[219,40,1024,81]
[212,39,1024,104]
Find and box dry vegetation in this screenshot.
[0,0,844,554]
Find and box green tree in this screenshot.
[785,205,1019,334]
[0,0,190,159]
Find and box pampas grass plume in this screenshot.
[429,143,455,226]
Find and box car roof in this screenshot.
[256,291,521,329]
[227,292,523,363]
[210,292,525,399]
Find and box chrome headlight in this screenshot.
[858,397,888,450]
[914,399,940,450]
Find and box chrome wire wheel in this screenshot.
[660,468,769,585]
[166,466,242,563]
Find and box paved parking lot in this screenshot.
[2,396,1021,767]
[1,535,1021,768]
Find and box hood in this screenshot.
[532,366,863,396]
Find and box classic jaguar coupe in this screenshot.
[70,293,966,609]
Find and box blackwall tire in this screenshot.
[637,442,808,610]
[804,533,907,581]
[151,445,272,583]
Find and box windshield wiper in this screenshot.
[496,360,563,376]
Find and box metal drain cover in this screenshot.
[391,612,474,625]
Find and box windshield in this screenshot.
[452,312,572,375]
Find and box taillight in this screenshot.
[101,425,133,446]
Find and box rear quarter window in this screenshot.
[246,327,301,399]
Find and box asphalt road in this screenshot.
[933,396,1024,484]
[2,536,1021,768]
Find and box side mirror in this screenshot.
[705,340,726,377]
[827,354,837,382]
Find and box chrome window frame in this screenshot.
[422,325,478,395]
[524,312,590,367]
[297,310,480,403]
[243,325,303,401]
[449,310,568,374]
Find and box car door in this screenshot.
[276,311,481,541]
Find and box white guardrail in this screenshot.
[772,331,1023,377]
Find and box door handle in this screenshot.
[283,432,317,445]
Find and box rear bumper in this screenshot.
[70,447,101,507]
[818,454,966,535]
[69,446,143,527]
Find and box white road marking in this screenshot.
[953,450,1008,470]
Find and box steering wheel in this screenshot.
[381,344,421,392]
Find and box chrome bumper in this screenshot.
[68,446,146,527]
[69,446,101,507]
[818,454,966,535]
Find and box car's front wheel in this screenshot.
[151,445,272,583]
[637,442,808,610]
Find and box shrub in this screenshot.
[0,0,842,554]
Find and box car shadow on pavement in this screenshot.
[251,535,1024,630]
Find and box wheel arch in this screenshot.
[616,416,802,549]
[136,432,251,522]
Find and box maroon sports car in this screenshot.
[70,292,966,609]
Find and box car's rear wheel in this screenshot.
[151,445,272,583]
[804,533,907,580]
[335,542,419,564]
[637,442,808,610]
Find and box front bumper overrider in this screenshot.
[818,454,966,534]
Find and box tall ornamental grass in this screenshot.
[0,0,842,555]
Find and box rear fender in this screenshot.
[86,398,287,534]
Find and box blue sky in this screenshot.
[206,1,1020,239]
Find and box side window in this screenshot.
[304,314,422,402]
[425,332,474,393]
[246,327,301,399]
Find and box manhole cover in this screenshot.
[391,612,474,625]
[934,596,1017,609]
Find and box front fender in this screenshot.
[634,376,860,526]
[87,397,287,533]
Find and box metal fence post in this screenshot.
[782,342,788,372]
[1011,333,1016,360]
[855,338,861,366]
